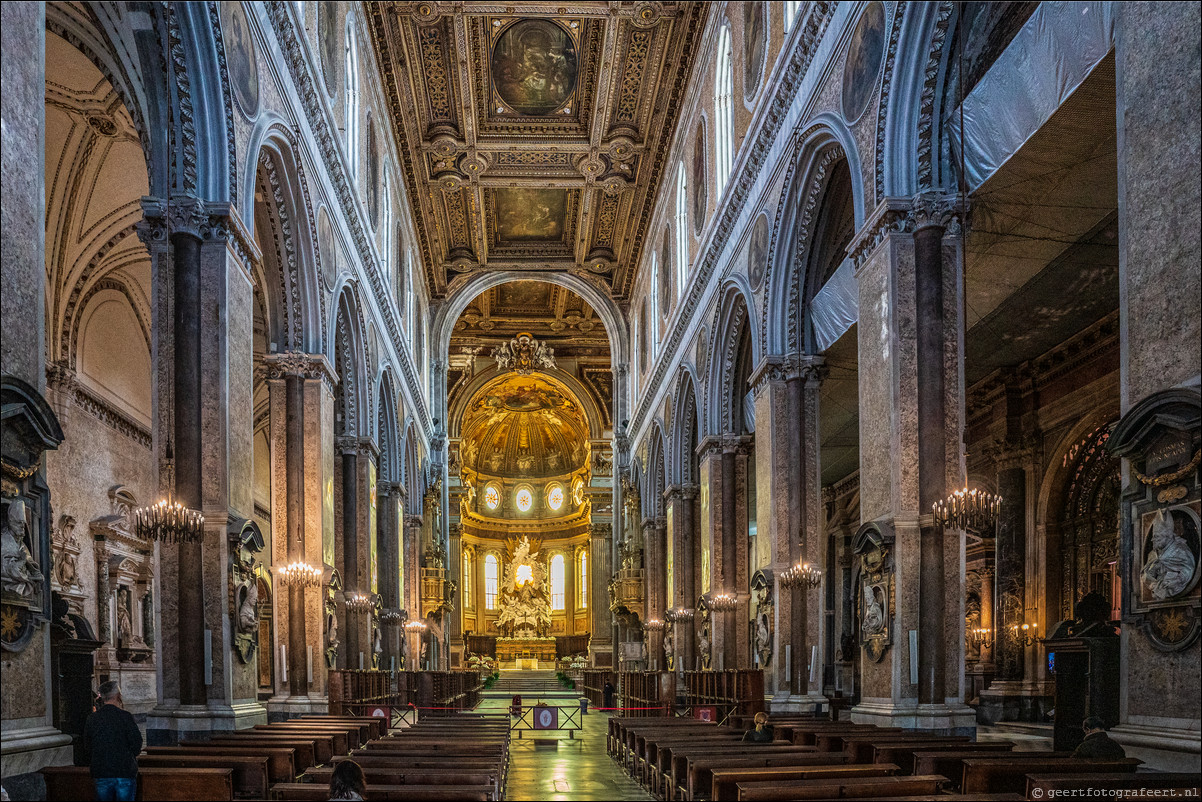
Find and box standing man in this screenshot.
[81,681,142,801]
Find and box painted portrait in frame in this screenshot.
[492,20,578,115]
[692,120,707,235]
[842,2,886,123]
[743,1,766,100]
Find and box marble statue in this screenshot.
[663,623,675,670]
[1142,510,1196,600]
[116,587,133,644]
[2,500,41,601]
[862,583,885,635]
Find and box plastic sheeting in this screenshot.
[948,1,1115,192]
[809,257,859,352]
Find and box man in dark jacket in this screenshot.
[82,681,142,801]
[1072,716,1127,759]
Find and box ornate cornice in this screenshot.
[847,192,966,270]
[47,364,151,449]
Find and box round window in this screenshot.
[547,484,565,512]
[515,487,534,512]
[484,484,501,511]
[572,477,585,506]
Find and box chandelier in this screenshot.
[1008,620,1039,648]
[780,561,823,589]
[665,608,694,623]
[134,458,204,543]
[380,610,405,623]
[707,593,738,612]
[933,487,1002,531]
[345,592,373,613]
[276,561,323,588]
[404,620,428,633]
[643,618,664,632]
[492,332,556,375]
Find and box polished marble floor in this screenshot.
[476,696,653,801]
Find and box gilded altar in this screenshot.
[497,636,557,668]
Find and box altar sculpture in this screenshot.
[497,536,552,638]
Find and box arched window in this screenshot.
[578,550,587,609]
[675,161,689,295]
[484,554,499,610]
[463,550,473,608]
[783,1,802,32]
[714,24,734,195]
[345,23,361,178]
[550,554,565,611]
[381,164,392,275]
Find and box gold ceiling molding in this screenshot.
[366,1,708,298]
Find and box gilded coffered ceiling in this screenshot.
[366,1,709,299]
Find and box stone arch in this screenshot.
[669,369,702,487]
[645,423,668,521]
[880,1,955,195]
[252,130,324,354]
[705,283,757,438]
[376,368,402,484]
[761,120,866,357]
[400,418,426,505]
[332,284,370,439]
[434,271,629,373]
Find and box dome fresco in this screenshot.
[459,373,589,479]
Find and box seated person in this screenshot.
[329,759,367,801]
[742,712,774,743]
[1072,716,1126,759]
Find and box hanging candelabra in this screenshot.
[345,592,373,613]
[276,561,323,588]
[643,618,664,632]
[780,561,823,589]
[380,609,404,623]
[134,454,204,543]
[665,607,694,623]
[404,619,428,634]
[933,487,1002,531]
[707,593,738,612]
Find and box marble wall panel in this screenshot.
[0,2,45,389]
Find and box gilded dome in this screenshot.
[459,374,589,479]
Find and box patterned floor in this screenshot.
[476,696,653,802]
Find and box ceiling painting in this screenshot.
[491,19,578,115]
[366,2,708,298]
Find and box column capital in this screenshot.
[680,483,700,501]
[405,514,424,530]
[696,435,724,460]
[335,435,378,460]
[589,522,612,539]
[984,435,1040,472]
[260,351,337,389]
[848,193,969,268]
[909,191,968,233]
[138,196,261,265]
[748,356,790,396]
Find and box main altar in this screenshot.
[496,537,556,669]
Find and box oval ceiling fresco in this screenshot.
[492,19,578,115]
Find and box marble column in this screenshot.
[850,193,974,734]
[262,352,336,717]
[140,197,266,742]
[667,486,698,673]
[976,567,995,672]
[641,517,662,668]
[796,358,828,707]
[588,522,613,665]
[335,436,376,670]
[697,439,723,668]
[378,483,403,671]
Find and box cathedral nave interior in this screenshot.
[1,1,1198,799]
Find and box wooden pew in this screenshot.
[303,766,500,800]
[1027,772,1202,798]
[143,745,297,783]
[961,757,1142,795]
[270,782,493,801]
[42,765,235,802]
[253,723,353,752]
[201,734,329,766]
[839,734,972,764]
[817,728,939,753]
[640,733,750,784]
[871,740,1013,774]
[135,754,268,799]
[910,750,1071,791]
[729,773,945,802]
[684,752,851,802]
[792,725,902,746]
[263,719,370,749]
[708,764,899,801]
[298,714,387,740]
[651,742,813,797]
